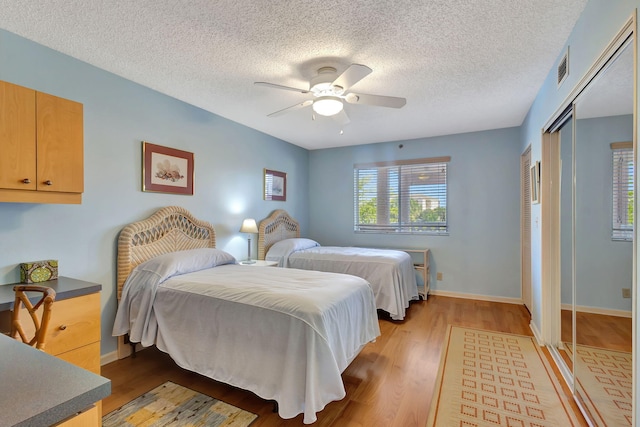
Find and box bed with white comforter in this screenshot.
[113,207,380,424]
[265,238,419,320]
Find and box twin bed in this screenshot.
[112,206,380,424]
[258,209,420,320]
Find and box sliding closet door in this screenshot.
[572,41,633,425]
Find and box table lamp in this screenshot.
[239,218,258,264]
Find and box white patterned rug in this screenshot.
[427,325,583,426]
[565,343,632,426]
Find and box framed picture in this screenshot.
[530,161,540,204]
[264,169,287,201]
[142,141,194,195]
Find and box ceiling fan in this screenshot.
[255,64,406,124]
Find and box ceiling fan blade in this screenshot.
[255,81,309,94]
[332,64,372,91]
[267,99,313,117]
[345,92,406,108]
[332,108,350,126]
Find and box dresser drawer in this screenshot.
[57,341,101,374]
[46,293,100,355]
[54,404,99,427]
[18,292,100,356]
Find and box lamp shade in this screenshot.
[312,96,344,116]
[240,218,258,233]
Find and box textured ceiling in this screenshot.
[0,0,588,150]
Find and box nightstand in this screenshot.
[240,260,278,267]
[401,249,430,299]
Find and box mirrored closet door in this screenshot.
[572,40,633,426]
[543,20,635,426]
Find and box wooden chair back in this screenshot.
[11,285,56,350]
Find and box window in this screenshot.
[354,157,450,234]
[611,142,633,241]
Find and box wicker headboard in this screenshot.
[116,206,216,300]
[258,210,300,260]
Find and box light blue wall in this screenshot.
[308,127,522,299]
[0,29,310,356]
[520,0,638,334]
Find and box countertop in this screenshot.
[0,277,102,312]
[0,333,111,427]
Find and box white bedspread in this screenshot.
[284,247,419,320]
[113,264,380,424]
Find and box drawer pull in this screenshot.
[22,178,31,184]
[59,325,67,330]
[44,180,53,186]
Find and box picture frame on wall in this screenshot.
[530,161,540,204]
[142,141,194,195]
[264,169,287,201]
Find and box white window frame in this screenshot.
[353,156,450,235]
[611,141,633,241]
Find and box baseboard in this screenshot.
[529,320,544,346]
[561,303,632,318]
[101,345,148,366]
[101,350,118,366]
[429,289,523,305]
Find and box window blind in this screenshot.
[611,142,633,241]
[354,157,450,234]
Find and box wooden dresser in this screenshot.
[0,277,105,426]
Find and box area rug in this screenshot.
[565,343,632,426]
[426,326,582,426]
[102,381,258,427]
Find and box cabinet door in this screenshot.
[0,81,36,190]
[36,92,84,193]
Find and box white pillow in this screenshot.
[266,238,320,266]
[134,248,236,283]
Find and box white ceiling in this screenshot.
[0,0,588,150]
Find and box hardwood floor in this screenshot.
[101,295,586,426]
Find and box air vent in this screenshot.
[557,47,569,87]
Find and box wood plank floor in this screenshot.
[101,295,587,426]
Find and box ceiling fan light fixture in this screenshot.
[312,96,343,116]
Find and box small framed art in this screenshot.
[264,169,286,201]
[142,141,194,195]
[530,161,540,204]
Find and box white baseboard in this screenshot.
[101,350,118,366]
[560,303,632,318]
[529,320,544,346]
[429,289,523,305]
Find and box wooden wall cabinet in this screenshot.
[0,80,83,204]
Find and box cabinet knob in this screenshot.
[59,325,67,330]
[44,180,53,186]
[22,178,31,184]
